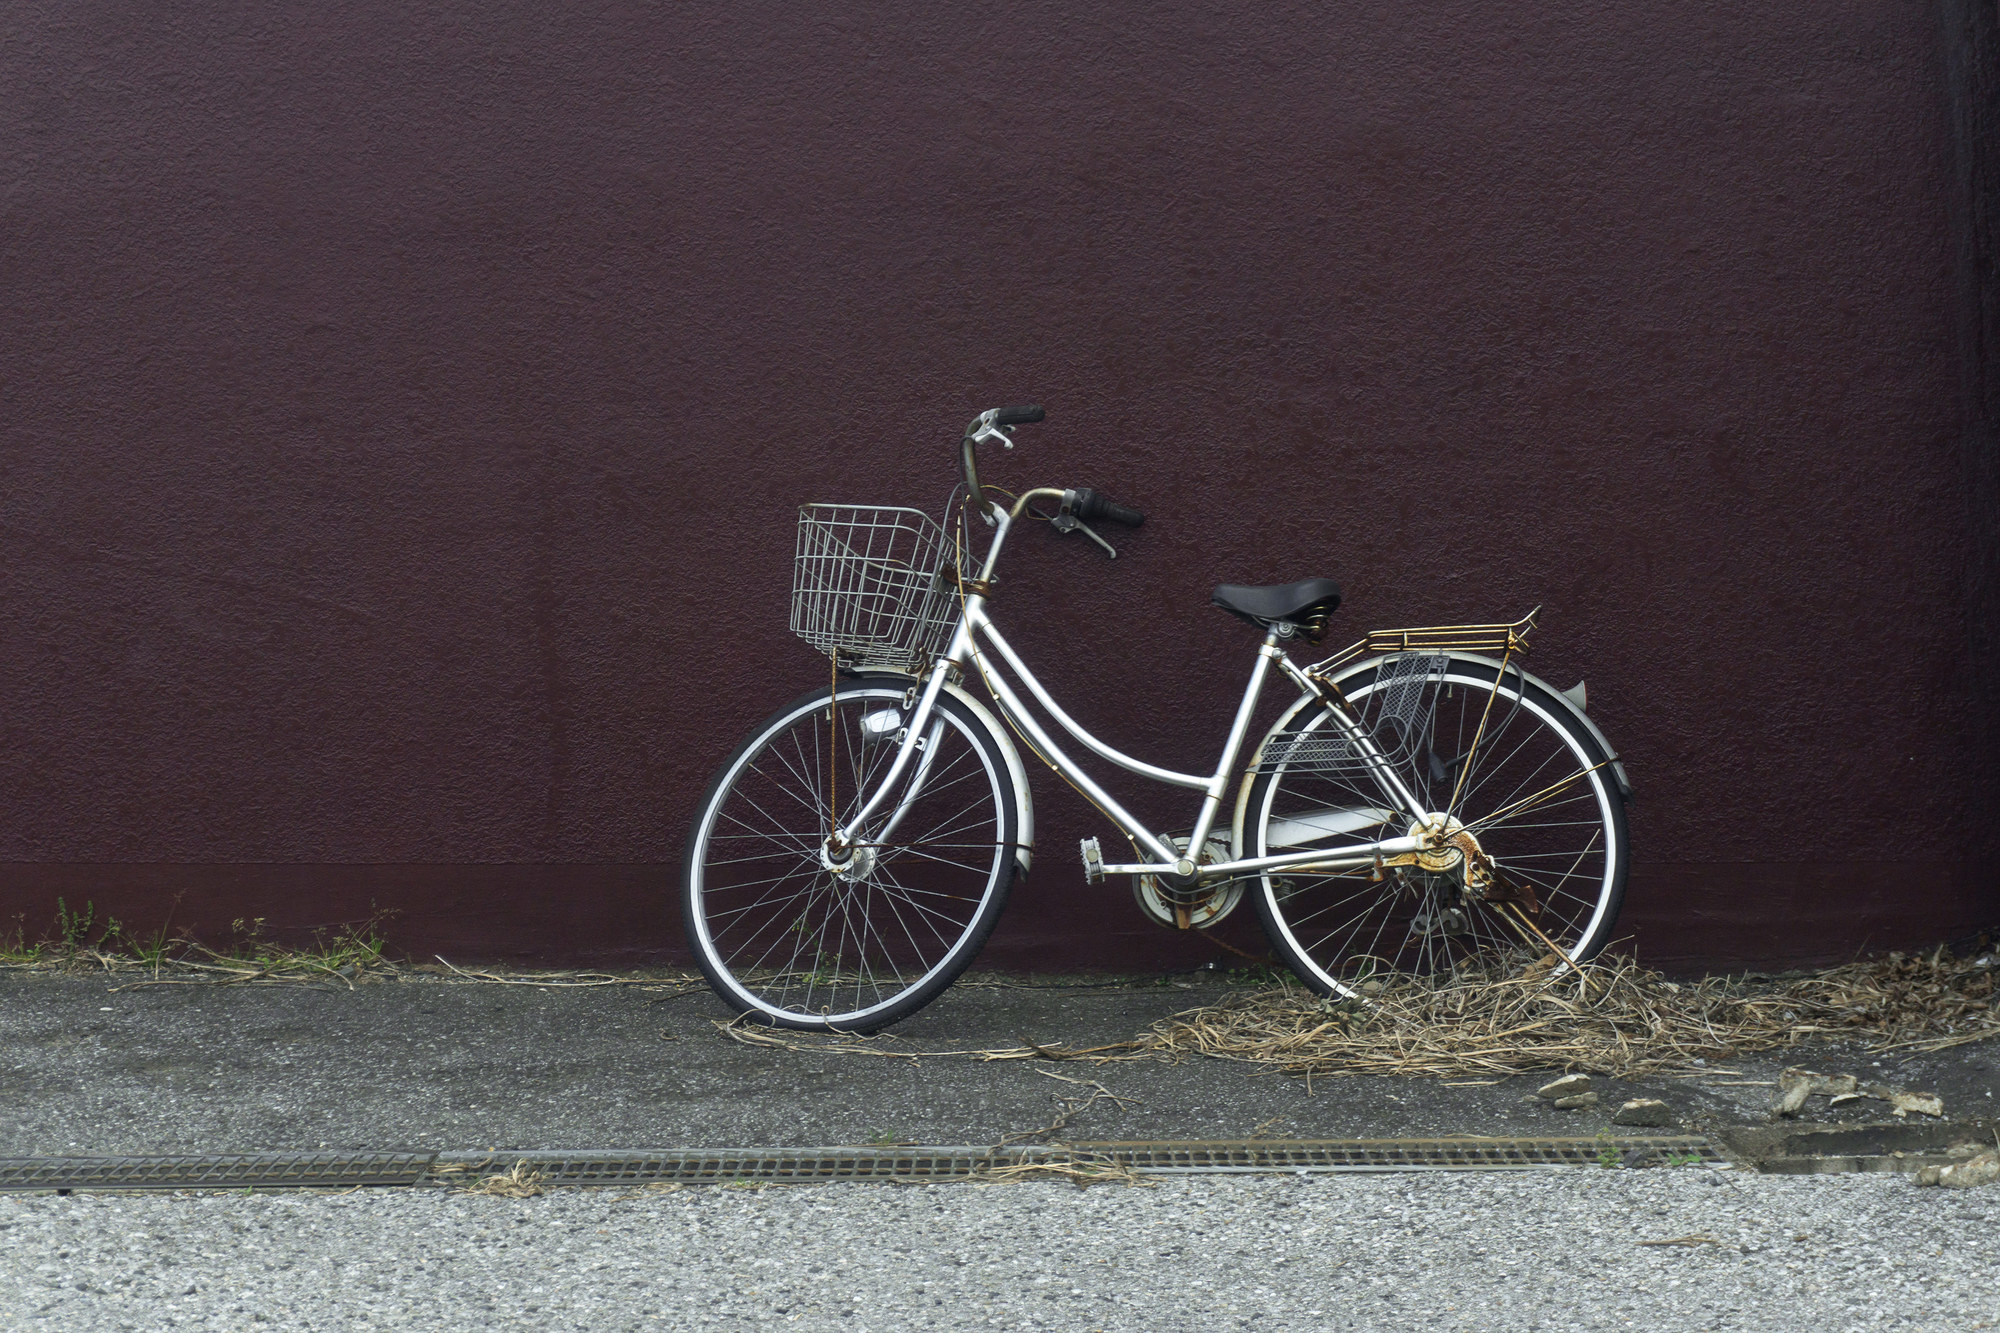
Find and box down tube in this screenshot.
[960,610,1182,866]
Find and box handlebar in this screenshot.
[960,405,1043,518]
[959,405,1145,541]
[1071,487,1145,528]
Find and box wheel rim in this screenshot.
[1256,663,1621,990]
[690,687,1009,1025]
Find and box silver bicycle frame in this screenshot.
[833,496,1435,884]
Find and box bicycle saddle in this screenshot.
[1211,579,1343,638]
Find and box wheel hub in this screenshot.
[1404,814,1496,896]
[819,841,877,882]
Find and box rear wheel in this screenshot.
[682,676,1018,1032]
[1246,655,1627,996]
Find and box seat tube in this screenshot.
[1186,635,1281,852]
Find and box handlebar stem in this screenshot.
[960,410,1015,525]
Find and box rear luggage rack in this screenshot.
[1310,609,1538,676]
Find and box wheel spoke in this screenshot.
[686,684,1011,1031]
[1256,662,1624,989]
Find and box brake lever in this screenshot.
[969,415,1016,452]
[1052,493,1117,558]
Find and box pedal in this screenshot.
[1079,837,1105,885]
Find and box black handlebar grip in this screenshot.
[993,404,1045,426]
[1098,498,1145,527]
[1074,488,1145,528]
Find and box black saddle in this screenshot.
[1211,579,1342,640]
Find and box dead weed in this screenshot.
[717,946,1997,1082]
[1150,947,2000,1080]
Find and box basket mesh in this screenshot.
[1259,653,1448,774]
[790,505,961,671]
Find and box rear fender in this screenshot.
[1229,651,1630,860]
[1386,652,1631,801]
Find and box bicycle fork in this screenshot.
[826,657,961,855]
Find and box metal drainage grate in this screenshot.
[1071,1137,1725,1173]
[0,1152,436,1193]
[0,1138,1729,1192]
[434,1136,1727,1185]
[436,1148,1017,1184]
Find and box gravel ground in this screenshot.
[2,1170,1996,1332]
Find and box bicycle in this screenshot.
[681,406,1632,1031]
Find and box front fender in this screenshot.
[849,669,1035,876]
[940,680,1035,877]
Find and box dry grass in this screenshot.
[2,904,398,990]
[713,1018,1150,1064]
[1,906,705,995]
[716,947,1996,1082]
[992,1068,1144,1147]
[610,1182,691,1201]
[966,1153,1155,1189]
[455,1161,548,1198]
[1148,947,2000,1080]
[430,957,705,991]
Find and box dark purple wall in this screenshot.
[3,1,1993,969]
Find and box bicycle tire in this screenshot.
[1245,654,1628,995]
[682,675,1019,1032]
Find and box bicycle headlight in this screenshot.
[859,708,905,745]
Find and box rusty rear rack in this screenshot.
[1309,608,1539,677]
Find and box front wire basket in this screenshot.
[790,504,963,672]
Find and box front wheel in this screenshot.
[681,676,1019,1032]
[1246,654,1628,996]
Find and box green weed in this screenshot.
[55,897,95,948]
[1,901,396,982]
[0,913,45,965]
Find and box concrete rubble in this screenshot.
[1534,1074,1593,1100]
[1529,1074,1603,1112]
[1772,1067,1945,1119]
[1612,1098,1676,1127]
[1915,1149,2000,1189]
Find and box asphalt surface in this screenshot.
[4,967,1998,1332]
[5,1169,1999,1332]
[3,969,1996,1154]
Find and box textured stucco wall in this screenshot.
[2,1,1992,968]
